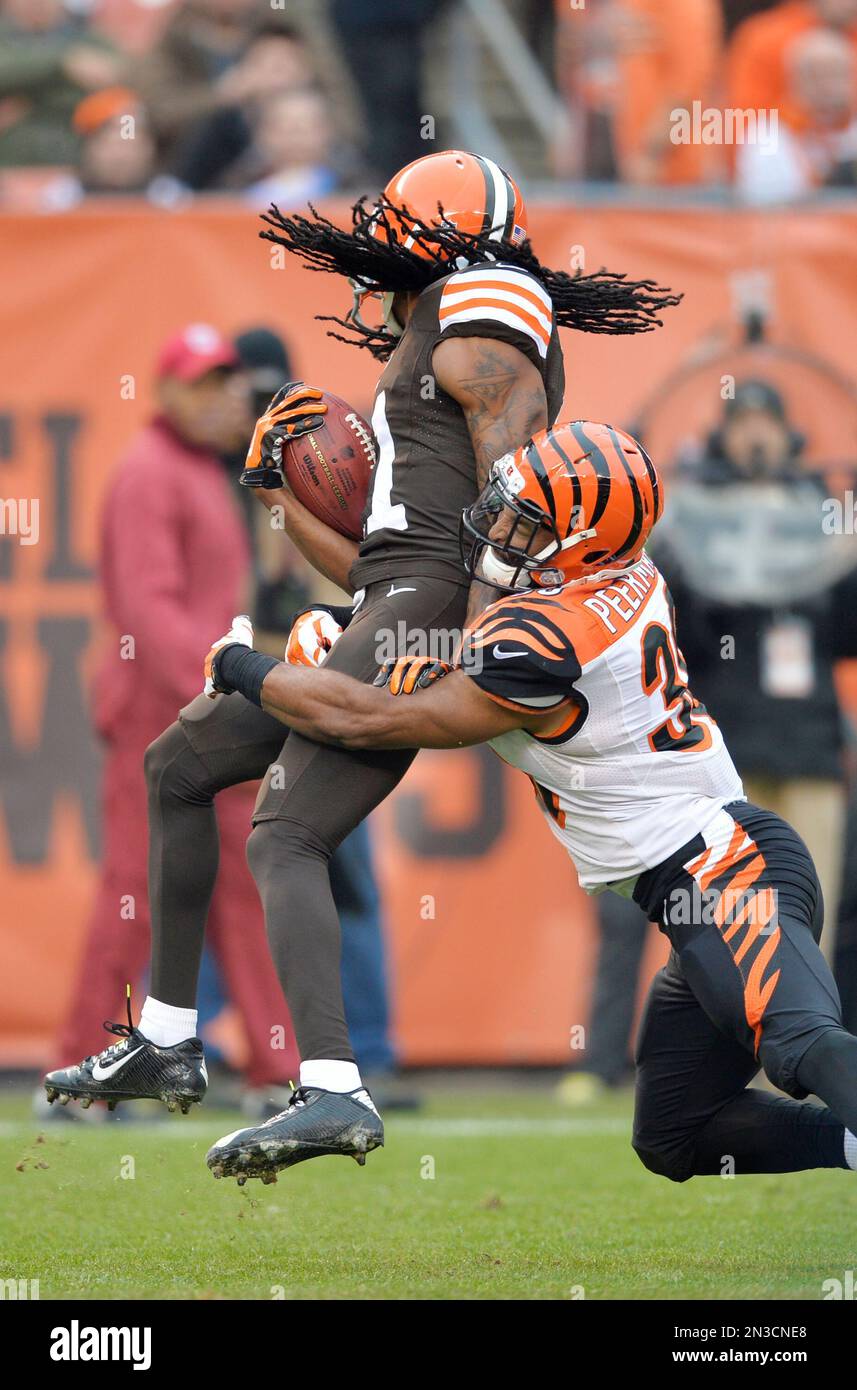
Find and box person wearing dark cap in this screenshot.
[46,324,302,1114]
[677,379,814,487]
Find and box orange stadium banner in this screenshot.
[3,202,857,1066]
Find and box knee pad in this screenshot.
[794,1026,855,1096]
[245,820,273,887]
[756,1040,793,1097]
[632,1137,694,1184]
[757,1022,842,1098]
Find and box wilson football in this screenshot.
[281,392,376,540]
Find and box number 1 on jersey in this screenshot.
[365,392,408,536]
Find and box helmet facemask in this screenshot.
[460,464,565,592]
[460,456,607,592]
[348,279,405,339]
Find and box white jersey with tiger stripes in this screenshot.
[486,558,745,891]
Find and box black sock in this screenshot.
[247,818,355,1062]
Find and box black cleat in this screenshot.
[206,1086,384,1183]
[43,996,207,1114]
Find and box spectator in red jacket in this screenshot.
[49,324,301,1112]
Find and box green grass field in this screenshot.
[2,1087,854,1301]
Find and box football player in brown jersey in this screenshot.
[45,152,681,1176]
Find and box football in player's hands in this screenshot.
[242,386,376,541]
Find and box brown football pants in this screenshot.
[147,575,468,1062]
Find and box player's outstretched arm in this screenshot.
[432,336,549,623]
[261,662,550,748]
[207,638,548,749]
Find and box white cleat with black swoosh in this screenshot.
[43,995,207,1114]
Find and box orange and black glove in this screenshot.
[374,655,452,695]
[239,382,327,490]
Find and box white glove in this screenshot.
[203,614,254,697]
[285,608,344,668]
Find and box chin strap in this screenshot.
[479,548,531,589]
[381,293,404,338]
[480,525,600,591]
[348,281,405,340]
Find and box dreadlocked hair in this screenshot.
[259,197,683,361]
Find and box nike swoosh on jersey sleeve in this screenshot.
[463,596,581,711]
[438,268,553,358]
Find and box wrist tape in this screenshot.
[213,644,279,706]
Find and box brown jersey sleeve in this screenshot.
[435,264,555,371]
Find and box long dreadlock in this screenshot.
[259,196,683,361]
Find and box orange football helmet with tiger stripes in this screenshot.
[460,420,663,591]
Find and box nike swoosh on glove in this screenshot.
[285,608,344,668]
[203,614,254,697]
[240,383,327,490]
[374,655,452,696]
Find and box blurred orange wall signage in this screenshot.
[3,203,857,1065]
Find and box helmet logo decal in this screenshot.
[496,455,526,495]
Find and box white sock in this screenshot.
[299,1059,362,1093]
[139,996,198,1048]
[845,1129,857,1170]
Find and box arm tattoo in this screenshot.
[434,337,550,624]
[457,347,549,622]
[457,344,547,487]
[465,383,548,488]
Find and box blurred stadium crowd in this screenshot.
[5,0,857,208]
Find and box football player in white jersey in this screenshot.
[204,419,857,1187]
